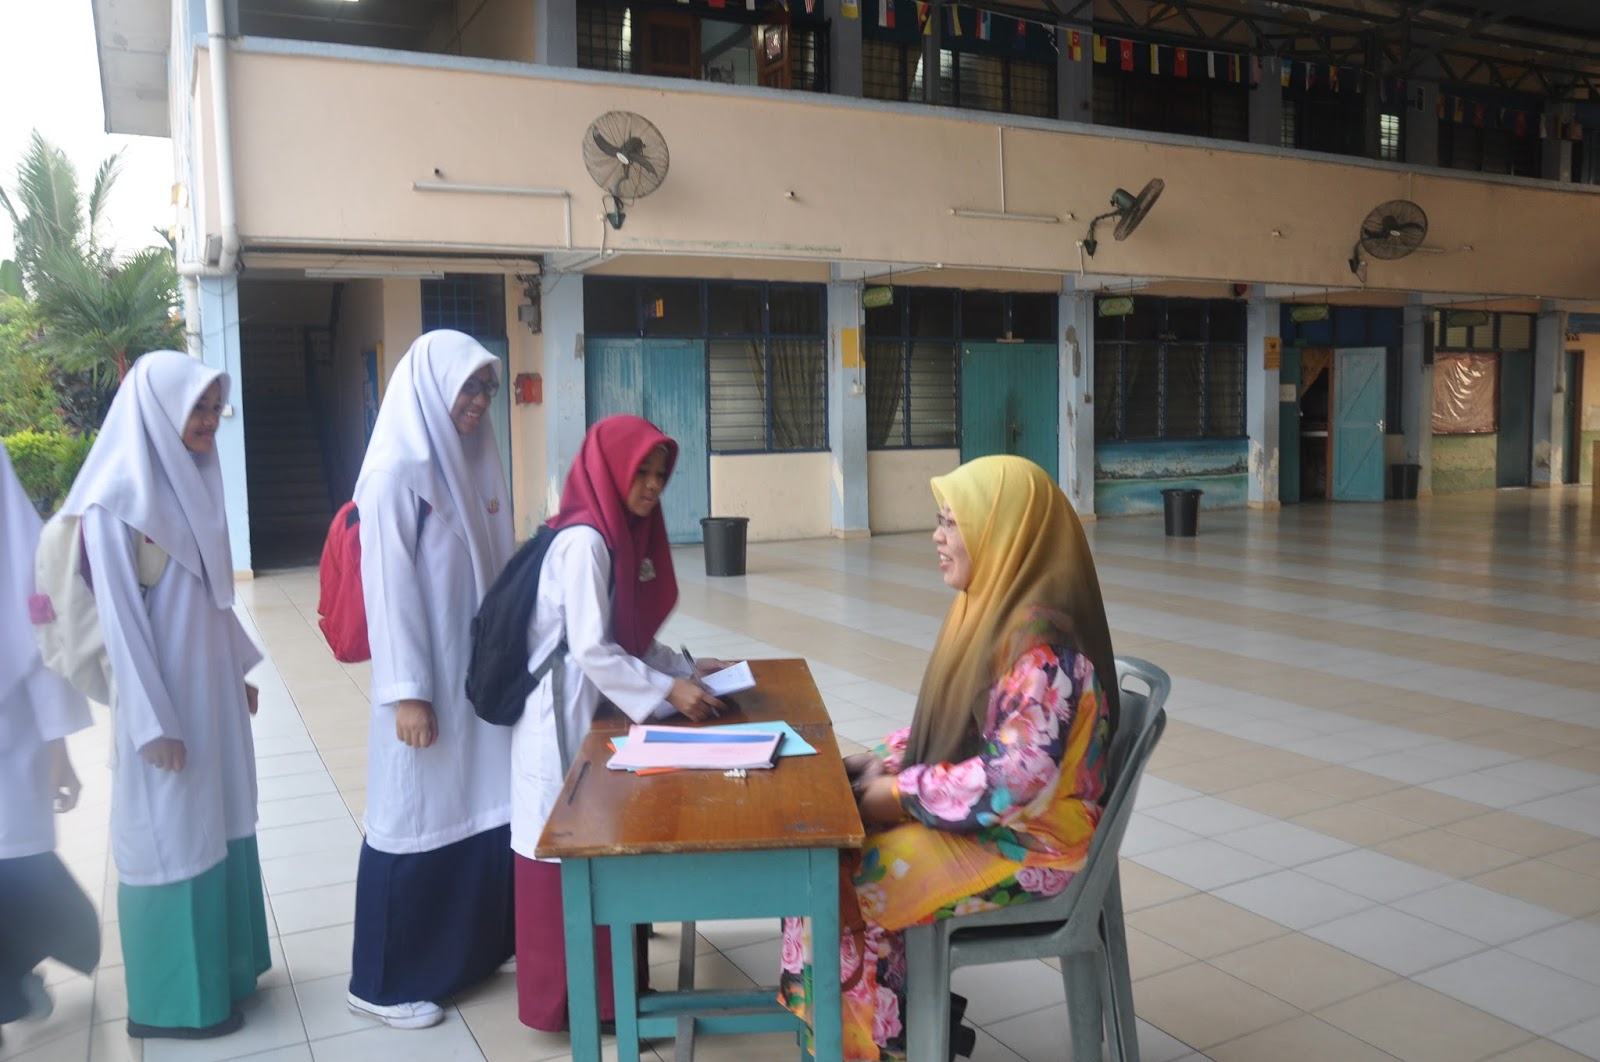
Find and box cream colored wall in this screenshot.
[500,274,548,539]
[204,48,1600,300]
[868,449,960,533]
[709,453,832,541]
[380,279,423,380]
[590,256,831,282]
[331,279,385,499]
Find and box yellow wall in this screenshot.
[1571,333,1600,484]
[868,449,960,532]
[710,453,832,541]
[204,49,1600,300]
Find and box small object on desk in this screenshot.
[611,721,817,758]
[607,725,780,771]
[700,661,756,697]
[723,769,747,781]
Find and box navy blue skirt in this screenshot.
[348,824,515,1006]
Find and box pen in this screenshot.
[682,645,722,717]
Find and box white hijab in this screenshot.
[1,447,44,703]
[56,351,235,611]
[353,330,513,599]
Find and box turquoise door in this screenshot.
[1331,347,1385,501]
[586,338,710,544]
[960,342,1058,479]
[1497,349,1533,488]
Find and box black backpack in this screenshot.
[466,523,594,727]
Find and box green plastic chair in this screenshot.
[902,657,1171,1062]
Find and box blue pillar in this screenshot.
[1246,291,1281,509]
[1533,301,1563,487]
[1058,287,1095,517]
[536,0,578,67]
[1403,295,1433,494]
[826,0,862,97]
[196,273,251,574]
[827,269,869,536]
[542,273,587,517]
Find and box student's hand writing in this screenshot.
[856,775,907,829]
[395,700,438,748]
[695,658,732,677]
[50,740,81,812]
[245,683,259,717]
[667,678,724,721]
[141,737,187,773]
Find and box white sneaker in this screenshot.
[346,993,443,1029]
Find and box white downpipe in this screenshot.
[179,0,240,281]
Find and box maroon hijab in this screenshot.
[547,415,679,656]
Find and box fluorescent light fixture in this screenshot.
[949,208,1061,224]
[304,267,445,279]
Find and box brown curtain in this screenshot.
[1299,347,1334,400]
[1433,352,1498,434]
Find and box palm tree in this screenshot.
[0,131,122,293]
[30,244,183,385]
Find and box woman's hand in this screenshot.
[844,751,886,792]
[245,684,259,717]
[856,775,907,829]
[694,657,732,678]
[141,737,187,773]
[395,700,438,748]
[50,740,81,812]
[667,678,724,721]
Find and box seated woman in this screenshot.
[780,455,1120,1061]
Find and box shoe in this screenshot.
[19,975,52,1022]
[951,1021,977,1059]
[346,993,444,1029]
[127,1006,244,1040]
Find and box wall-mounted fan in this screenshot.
[1081,179,1164,256]
[582,111,670,229]
[1348,199,1427,275]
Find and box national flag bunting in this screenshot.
[1070,30,1083,62]
[1207,51,1216,79]
[1280,59,1291,88]
[1149,43,1160,74]
[1328,65,1339,91]
[978,10,991,40]
[1120,37,1134,71]
[877,0,893,30]
[1174,47,1188,77]
[1093,33,1107,63]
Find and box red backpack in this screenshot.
[316,500,429,663]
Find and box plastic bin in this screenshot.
[1390,463,1420,500]
[700,517,750,577]
[1160,489,1203,537]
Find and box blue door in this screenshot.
[960,342,1059,479]
[1332,347,1385,501]
[586,338,710,543]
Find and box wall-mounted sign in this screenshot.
[1290,303,1330,323]
[1264,336,1282,370]
[862,286,894,309]
[1098,296,1135,318]
[1447,309,1491,328]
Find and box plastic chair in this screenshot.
[902,656,1171,1062]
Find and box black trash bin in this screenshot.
[700,516,750,577]
[1390,463,1420,500]
[1160,489,1203,537]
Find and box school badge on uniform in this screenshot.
[639,558,656,582]
[487,497,501,514]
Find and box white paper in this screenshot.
[701,661,756,697]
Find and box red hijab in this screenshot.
[548,415,680,656]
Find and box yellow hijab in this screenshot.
[906,455,1120,767]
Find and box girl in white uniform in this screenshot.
[510,414,722,1031]
[56,351,268,1040]
[346,330,516,1029]
[0,446,98,1043]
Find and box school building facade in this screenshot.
[93,0,1600,574]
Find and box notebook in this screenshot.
[606,725,782,771]
[611,721,817,758]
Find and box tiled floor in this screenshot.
[4,487,1598,1062]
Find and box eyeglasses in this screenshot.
[460,377,500,399]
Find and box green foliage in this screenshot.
[2,429,92,515]
[31,244,183,386]
[0,296,63,436]
[0,131,121,295]
[0,260,21,298]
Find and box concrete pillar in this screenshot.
[1057,26,1092,124]
[535,0,577,67]
[541,272,587,517]
[1406,81,1439,166]
[1249,57,1283,147]
[196,273,252,574]
[1059,286,1095,517]
[826,0,862,97]
[921,6,941,104]
[1543,101,1574,182]
[828,269,870,535]
[1246,291,1281,509]
[1402,294,1434,494]
[1533,301,1563,486]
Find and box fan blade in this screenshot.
[593,132,623,159]
[631,154,659,180]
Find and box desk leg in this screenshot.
[809,849,843,1062]
[611,919,643,1061]
[675,921,697,1062]
[561,859,602,1062]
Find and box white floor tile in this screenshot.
[255,795,355,833]
[141,985,306,1062]
[1392,882,1569,945]
[951,959,1066,1026]
[259,849,360,897]
[277,924,356,986]
[1296,849,1457,903]
[305,1015,483,1062]
[715,937,781,988]
[1416,949,1600,1035]
[1505,921,1600,987]
[1145,798,1275,838]
[1305,906,1488,976]
[1120,816,1203,858]
[1550,1015,1600,1060]
[254,821,362,863]
[293,974,372,1042]
[269,883,358,936]
[1214,821,1354,868]
[1129,840,1280,892]
[1213,870,1374,931]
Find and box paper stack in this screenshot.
[606,725,782,772]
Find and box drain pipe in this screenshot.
[178,0,241,351]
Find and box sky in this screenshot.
[0,0,175,261]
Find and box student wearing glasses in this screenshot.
[346,331,517,1029]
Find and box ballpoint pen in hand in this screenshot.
[681,644,722,717]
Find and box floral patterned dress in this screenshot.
[779,645,1110,1060]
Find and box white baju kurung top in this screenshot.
[358,473,512,855]
[84,506,264,887]
[509,526,693,861]
[0,666,93,860]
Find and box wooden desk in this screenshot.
[539,659,864,1062]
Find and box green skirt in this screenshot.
[119,836,272,1029]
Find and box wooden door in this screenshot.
[642,10,701,79]
[756,19,792,89]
